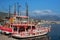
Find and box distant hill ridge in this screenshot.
[0,12,12,19]
[0,12,60,21]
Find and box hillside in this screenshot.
[30,15,60,21]
[0,12,12,19]
[0,12,60,21]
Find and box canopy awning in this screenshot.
[11,24,35,28]
[11,24,28,28]
[16,16,28,18]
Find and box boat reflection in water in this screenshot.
[17,35,50,40]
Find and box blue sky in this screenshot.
[0,0,60,15]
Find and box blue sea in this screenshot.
[49,24,60,40]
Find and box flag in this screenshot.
[9,17,14,23]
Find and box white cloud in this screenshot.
[17,10,57,16]
[32,10,53,15]
[32,10,42,14]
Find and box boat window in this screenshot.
[26,26,35,30]
[32,26,35,29]
[19,26,25,32]
[26,26,31,30]
[13,26,17,31]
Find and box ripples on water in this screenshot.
[49,24,60,40]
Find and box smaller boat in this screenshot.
[0,18,12,34]
[0,24,2,33]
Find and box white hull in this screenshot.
[12,27,49,38]
[1,31,11,34]
[12,32,48,38]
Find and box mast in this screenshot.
[14,4,16,16]
[8,5,11,18]
[17,3,21,16]
[24,2,29,32]
[26,2,28,16]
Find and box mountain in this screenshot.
[0,12,60,21]
[0,12,12,19]
[30,15,60,21]
[39,15,60,21]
